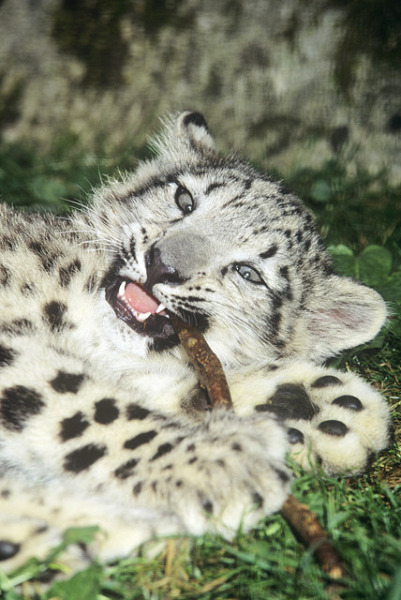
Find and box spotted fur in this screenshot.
[0,112,391,575]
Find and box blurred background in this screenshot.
[0,0,401,181]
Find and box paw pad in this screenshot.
[267,383,319,420]
[0,540,20,561]
[332,395,363,411]
[318,420,349,437]
[287,427,304,444]
[311,375,342,388]
[254,403,289,419]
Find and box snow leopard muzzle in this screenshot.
[103,244,209,350]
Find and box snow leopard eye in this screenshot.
[235,264,264,285]
[175,186,194,214]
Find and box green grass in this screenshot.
[0,139,400,600]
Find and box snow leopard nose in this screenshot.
[145,245,184,289]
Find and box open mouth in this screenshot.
[105,278,178,343]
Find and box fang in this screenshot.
[118,281,127,297]
[136,311,152,322]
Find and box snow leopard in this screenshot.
[0,111,391,574]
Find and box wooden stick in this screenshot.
[170,313,346,579]
[169,313,233,410]
[281,495,346,579]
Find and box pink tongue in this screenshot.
[125,282,160,314]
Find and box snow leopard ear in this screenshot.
[178,111,215,151]
[305,276,387,358]
[155,111,215,156]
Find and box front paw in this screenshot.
[149,410,291,538]
[252,364,391,475]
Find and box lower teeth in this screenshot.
[116,281,169,324]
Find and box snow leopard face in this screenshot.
[85,112,386,368]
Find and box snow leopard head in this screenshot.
[87,111,386,368]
